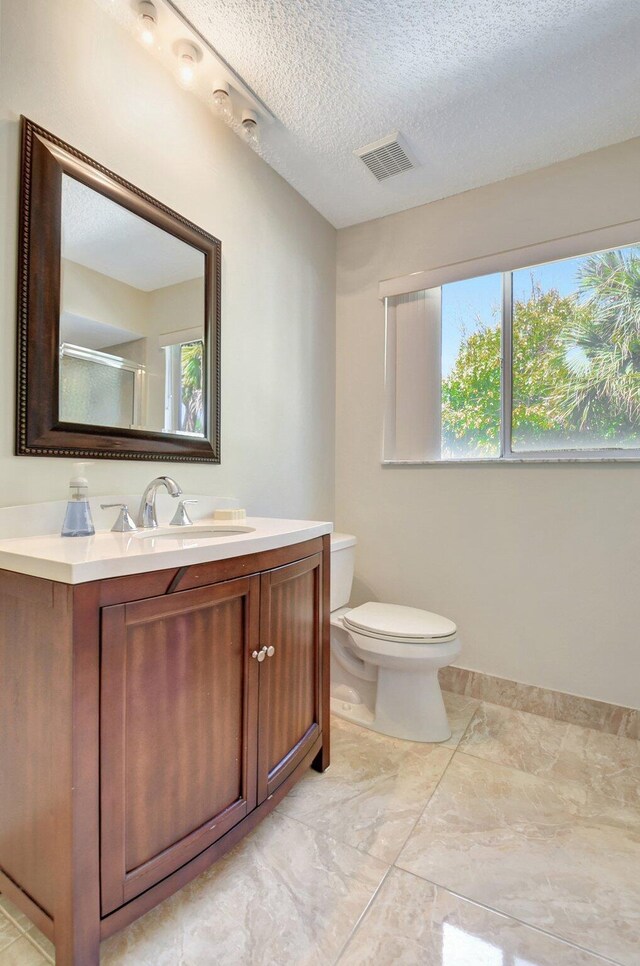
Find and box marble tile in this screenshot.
[277,715,453,862]
[339,867,612,965]
[0,937,49,966]
[101,893,187,966]
[0,916,21,955]
[460,702,640,808]
[440,666,640,739]
[397,753,640,966]
[0,898,31,933]
[438,665,473,697]
[24,929,54,964]
[558,721,640,808]
[102,811,388,966]
[617,707,640,741]
[441,691,480,748]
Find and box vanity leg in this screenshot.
[313,535,331,775]
[54,921,100,966]
[312,742,330,773]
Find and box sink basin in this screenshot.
[134,525,256,540]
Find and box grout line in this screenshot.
[387,741,461,871]
[0,901,52,964]
[0,936,23,959]
[331,865,393,966]
[450,699,481,749]
[0,935,51,966]
[265,810,394,966]
[23,930,54,964]
[0,910,20,948]
[0,903,29,935]
[392,867,624,966]
[279,730,461,869]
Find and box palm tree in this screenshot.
[553,248,640,437]
[180,341,204,433]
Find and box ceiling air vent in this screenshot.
[355,132,417,182]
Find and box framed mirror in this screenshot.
[17,117,221,462]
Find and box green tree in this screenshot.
[181,341,204,434]
[553,250,640,437]
[441,319,501,457]
[442,287,580,456]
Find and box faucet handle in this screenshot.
[101,503,138,533]
[170,500,198,527]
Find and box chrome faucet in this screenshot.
[137,476,183,529]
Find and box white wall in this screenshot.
[336,139,640,709]
[0,0,335,520]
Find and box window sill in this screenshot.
[382,456,640,466]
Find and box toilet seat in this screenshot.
[343,602,457,644]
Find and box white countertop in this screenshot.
[0,516,332,585]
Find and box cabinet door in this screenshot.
[257,553,323,802]
[100,575,260,915]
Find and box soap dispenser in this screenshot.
[61,464,95,537]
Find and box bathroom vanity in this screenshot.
[0,516,331,966]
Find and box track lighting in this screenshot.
[241,109,259,147]
[136,0,157,47]
[131,1,270,150]
[212,82,233,122]
[175,41,200,89]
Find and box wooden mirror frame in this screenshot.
[16,117,221,463]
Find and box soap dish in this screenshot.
[213,508,247,522]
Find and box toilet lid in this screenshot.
[343,602,457,642]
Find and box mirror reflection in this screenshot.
[59,175,206,437]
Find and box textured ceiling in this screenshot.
[61,176,204,290]
[173,0,640,227]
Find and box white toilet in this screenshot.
[330,533,461,742]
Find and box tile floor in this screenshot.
[1,692,638,965]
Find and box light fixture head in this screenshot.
[212,82,233,123]
[175,40,201,89]
[136,0,157,46]
[241,109,259,147]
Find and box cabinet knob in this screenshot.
[252,648,267,662]
[266,645,275,657]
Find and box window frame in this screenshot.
[382,229,640,465]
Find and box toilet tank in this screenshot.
[330,533,357,612]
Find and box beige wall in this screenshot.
[336,139,640,709]
[61,260,151,338]
[149,278,205,337]
[0,0,335,519]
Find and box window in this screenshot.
[384,241,640,461]
[164,340,205,436]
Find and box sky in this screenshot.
[440,244,639,377]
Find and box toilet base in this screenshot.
[330,614,459,744]
[330,666,452,744]
[330,695,376,730]
[375,666,451,742]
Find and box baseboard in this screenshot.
[439,665,639,740]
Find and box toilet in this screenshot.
[330,533,461,742]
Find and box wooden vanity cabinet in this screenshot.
[0,536,329,966]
